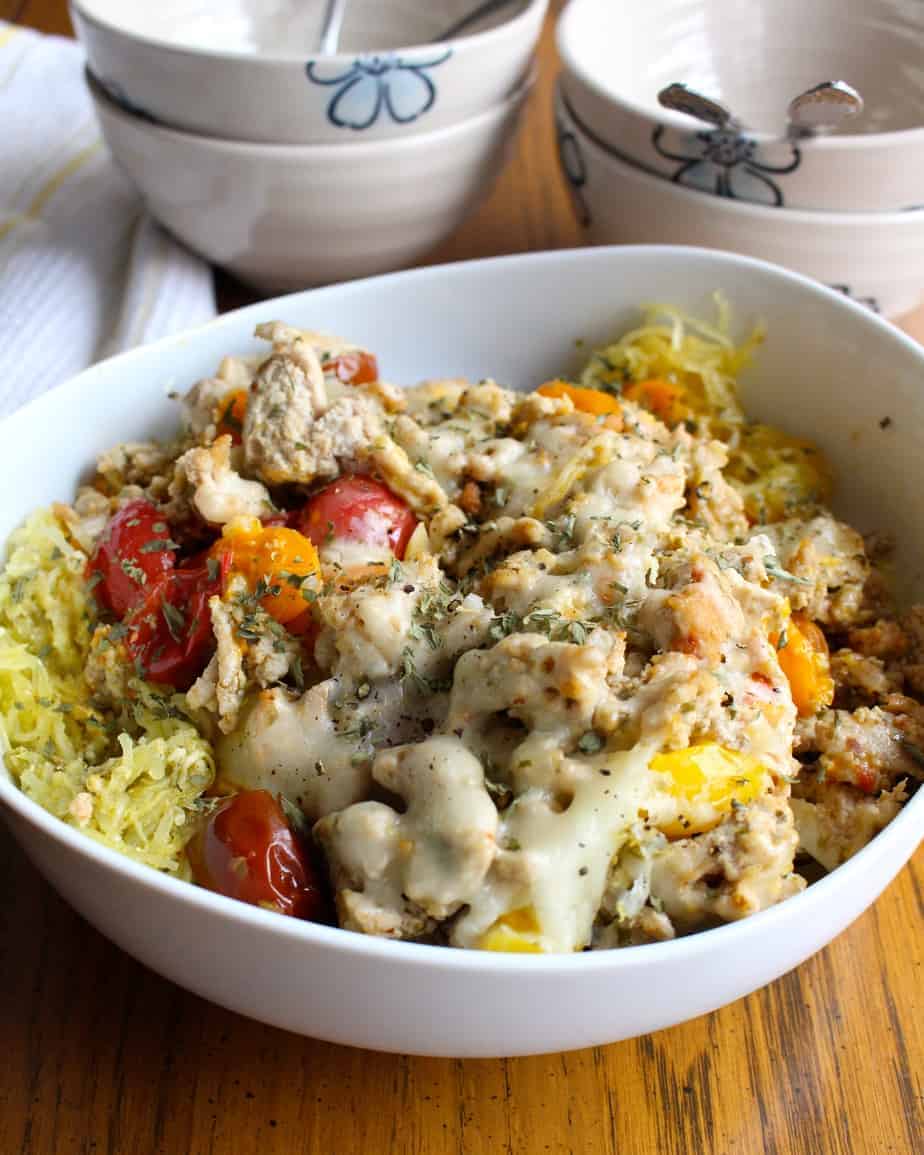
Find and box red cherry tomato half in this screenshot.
[123,552,229,689]
[294,475,418,559]
[86,499,177,619]
[187,790,325,920]
[322,351,378,386]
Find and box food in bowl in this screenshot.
[0,307,919,954]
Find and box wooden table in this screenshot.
[2,3,922,1152]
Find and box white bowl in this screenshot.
[1,246,922,1057]
[557,0,924,213]
[71,0,548,145]
[87,69,532,293]
[555,87,924,319]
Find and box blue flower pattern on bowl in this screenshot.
[305,50,452,131]
[828,284,881,314]
[652,125,802,208]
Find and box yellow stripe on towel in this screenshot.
[0,141,102,242]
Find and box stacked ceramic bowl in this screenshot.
[555,0,924,318]
[72,0,548,291]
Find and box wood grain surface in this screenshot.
[1,2,922,1153]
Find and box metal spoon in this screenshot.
[657,83,743,131]
[786,80,864,138]
[318,0,521,55]
[658,79,864,139]
[317,0,348,54]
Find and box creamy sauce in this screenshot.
[454,742,658,952]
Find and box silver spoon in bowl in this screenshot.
[786,80,864,138]
[317,0,522,55]
[317,0,348,54]
[657,83,743,131]
[657,79,864,138]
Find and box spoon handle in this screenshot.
[657,83,740,131]
[438,0,520,41]
[318,0,348,54]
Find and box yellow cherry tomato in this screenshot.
[478,907,543,953]
[213,518,320,625]
[649,743,767,839]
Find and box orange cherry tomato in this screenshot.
[187,790,326,919]
[775,614,834,718]
[285,608,317,640]
[214,522,320,625]
[621,379,686,424]
[214,389,249,445]
[322,351,379,385]
[536,380,623,419]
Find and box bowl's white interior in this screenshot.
[77,0,531,55]
[566,0,924,136]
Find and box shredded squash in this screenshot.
[579,297,831,522]
[0,510,215,874]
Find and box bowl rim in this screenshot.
[0,244,922,974]
[557,83,924,226]
[87,63,536,155]
[556,0,924,150]
[71,0,548,67]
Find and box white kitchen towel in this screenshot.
[0,21,216,418]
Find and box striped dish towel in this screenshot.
[0,21,215,418]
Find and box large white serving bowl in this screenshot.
[1,248,922,1058]
[71,0,547,145]
[87,69,532,293]
[555,87,924,319]
[557,0,924,213]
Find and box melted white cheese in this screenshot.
[452,742,658,953]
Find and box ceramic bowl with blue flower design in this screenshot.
[557,0,924,214]
[70,0,547,144]
[554,84,924,320]
[86,65,535,292]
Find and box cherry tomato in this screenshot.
[124,552,228,689]
[187,790,325,919]
[86,499,177,619]
[322,351,378,385]
[286,609,317,640]
[294,475,418,558]
[214,389,248,445]
[213,521,320,626]
[536,380,623,418]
